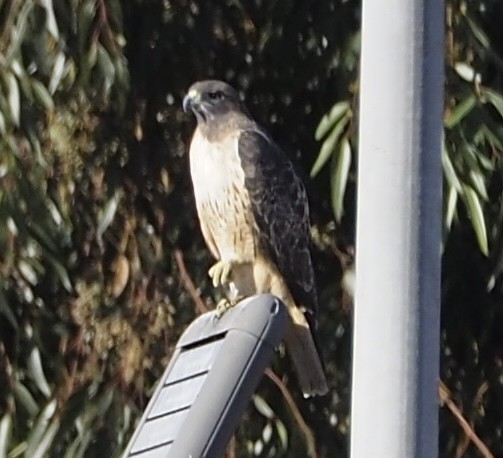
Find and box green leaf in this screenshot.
[97,44,116,96]
[41,0,60,40]
[44,251,73,292]
[476,150,495,172]
[10,59,27,80]
[64,434,85,458]
[77,0,97,56]
[32,80,55,112]
[23,218,58,255]
[442,142,462,192]
[461,143,484,175]
[468,169,488,201]
[97,192,121,242]
[253,395,275,420]
[4,0,35,66]
[0,111,6,135]
[27,342,52,398]
[5,72,20,127]
[8,441,27,458]
[74,429,99,458]
[445,94,476,129]
[484,88,503,121]
[454,62,478,83]
[477,125,503,153]
[0,284,18,330]
[465,16,491,49]
[262,422,273,443]
[78,43,98,87]
[310,113,349,178]
[444,185,458,234]
[17,261,37,291]
[275,418,288,450]
[31,417,60,458]
[25,399,58,458]
[49,52,66,94]
[469,134,496,171]
[315,101,350,140]
[330,137,352,222]
[0,413,12,458]
[460,144,491,199]
[93,389,115,419]
[14,381,40,417]
[461,184,488,256]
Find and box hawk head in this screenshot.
[183,80,246,125]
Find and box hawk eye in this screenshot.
[208,91,224,100]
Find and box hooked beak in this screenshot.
[182,95,192,112]
[183,89,200,112]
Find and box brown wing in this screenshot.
[237,128,318,315]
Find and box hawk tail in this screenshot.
[285,307,329,398]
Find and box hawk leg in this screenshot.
[215,294,245,318]
[210,261,251,317]
[215,298,233,318]
[208,259,236,287]
[210,260,241,318]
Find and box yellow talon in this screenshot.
[208,260,234,287]
[214,294,245,319]
[215,298,233,318]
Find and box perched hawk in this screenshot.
[183,80,328,397]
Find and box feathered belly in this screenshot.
[189,129,272,298]
[194,179,282,300]
[196,185,257,263]
[189,134,258,262]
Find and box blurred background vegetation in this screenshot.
[0,0,502,456]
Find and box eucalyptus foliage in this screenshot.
[0,1,502,457]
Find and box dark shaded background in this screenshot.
[0,0,502,456]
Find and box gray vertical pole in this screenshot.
[350,0,444,457]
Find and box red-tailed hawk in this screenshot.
[183,80,328,397]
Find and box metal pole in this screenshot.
[350,0,444,457]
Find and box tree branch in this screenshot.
[439,380,494,458]
[265,368,318,458]
[173,249,208,315]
